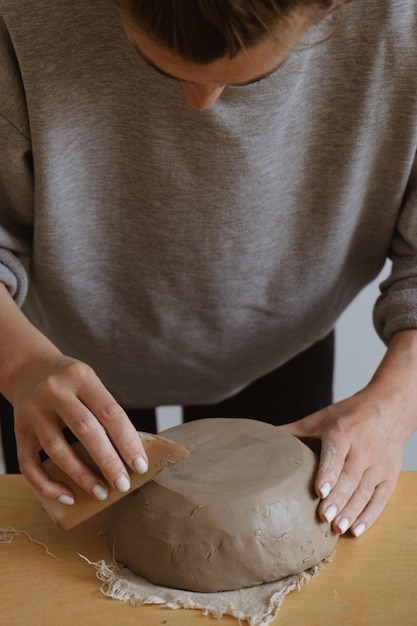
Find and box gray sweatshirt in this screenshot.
[1,0,417,408]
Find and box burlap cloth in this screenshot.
[2,526,331,624]
[83,555,331,626]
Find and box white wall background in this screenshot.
[1,266,416,472]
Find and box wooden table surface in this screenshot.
[1,473,416,626]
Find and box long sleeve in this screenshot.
[0,15,32,305]
[374,154,417,343]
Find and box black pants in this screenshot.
[0,331,334,474]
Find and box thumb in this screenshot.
[280,412,320,438]
[280,418,323,458]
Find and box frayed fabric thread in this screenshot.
[79,554,330,626]
[0,526,56,558]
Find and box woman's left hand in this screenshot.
[282,329,417,537]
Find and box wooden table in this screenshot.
[1,473,416,626]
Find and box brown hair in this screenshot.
[114,0,347,63]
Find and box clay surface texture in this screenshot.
[108,418,338,592]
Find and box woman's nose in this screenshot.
[182,82,226,110]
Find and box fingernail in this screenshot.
[92,484,108,501]
[133,455,149,474]
[324,504,337,523]
[58,494,75,506]
[337,517,349,534]
[320,482,331,499]
[352,522,366,537]
[115,473,131,493]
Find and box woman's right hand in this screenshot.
[0,284,148,504]
[12,354,149,505]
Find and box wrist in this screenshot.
[0,284,62,402]
[367,328,417,439]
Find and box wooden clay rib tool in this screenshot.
[33,431,188,530]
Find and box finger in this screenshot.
[318,451,369,528]
[77,382,149,475]
[17,431,105,504]
[314,427,351,500]
[50,396,135,494]
[49,359,149,474]
[20,451,75,504]
[18,445,75,503]
[34,419,116,499]
[15,421,74,502]
[16,404,128,500]
[328,467,377,534]
[280,416,318,439]
[334,471,396,537]
[349,481,396,537]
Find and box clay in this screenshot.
[108,418,338,593]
